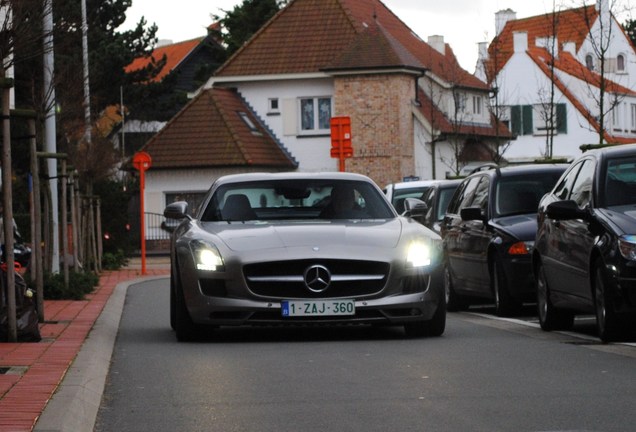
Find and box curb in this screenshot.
[33,275,168,432]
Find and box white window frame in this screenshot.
[268,98,280,114]
[472,95,482,115]
[630,103,636,132]
[298,96,332,135]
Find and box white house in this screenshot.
[140,0,512,220]
[476,0,636,162]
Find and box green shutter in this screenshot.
[511,105,521,136]
[522,105,534,135]
[556,103,567,133]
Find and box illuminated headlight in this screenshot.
[190,240,224,271]
[406,241,433,268]
[618,235,636,261]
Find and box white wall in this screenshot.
[234,78,339,172]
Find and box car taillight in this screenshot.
[508,241,533,255]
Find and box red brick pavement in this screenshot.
[0,267,169,431]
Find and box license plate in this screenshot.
[281,299,355,317]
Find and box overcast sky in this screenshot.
[121,0,634,72]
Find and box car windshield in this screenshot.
[495,172,563,217]
[604,156,636,207]
[436,187,458,220]
[200,179,396,222]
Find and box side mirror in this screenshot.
[403,197,428,219]
[460,207,484,222]
[546,200,588,220]
[164,201,189,220]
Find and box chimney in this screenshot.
[536,36,559,58]
[477,42,489,61]
[495,9,517,36]
[428,35,445,55]
[513,32,528,53]
[596,0,611,31]
[562,41,576,55]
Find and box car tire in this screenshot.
[170,269,177,331]
[174,269,202,342]
[593,259,622,343]
[404,301,446,337]
[444,263,467,311]
[492,257,521,317]
[536,261,574,331]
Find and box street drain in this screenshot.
[0,366,28,375]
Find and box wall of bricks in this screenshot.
[333,73,415,187]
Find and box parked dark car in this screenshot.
[441,164,567,316]
[420,179,461,233]
[164,172,446,341]
[534,144,636,342]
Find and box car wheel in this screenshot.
[492,257,521,317]
[593,259,622,342]
[536,261,573,331]
[404,301,445,338]
[170,269,177,331]
[174,268,202,342]
[444,263,467,311]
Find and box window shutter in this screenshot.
[556,103,567,133]
[522,105,534,135]
[511,105,521,135]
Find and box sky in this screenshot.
[121,0,634,72]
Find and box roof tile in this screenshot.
[141,88,297,169]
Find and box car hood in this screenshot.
[597,208,636,235]
[490,214,538,241]
[202,219,405,251]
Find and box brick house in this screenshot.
[476,0,636,162]
[140,0,511,219]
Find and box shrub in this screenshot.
[42,271,100,300]
[102,249,129,270]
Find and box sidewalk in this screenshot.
[0,257,170,431]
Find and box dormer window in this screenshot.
[617,54,626,72]
[585,54,594,71]
[238,112,262,136]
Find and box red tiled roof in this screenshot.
[485,5,597,80]
[215,0,486,89]
[141,88,297,169]
[416,88,513,139]
[527,47,636,144]
[125,37,204,82]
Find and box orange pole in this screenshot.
[139,168,146,275]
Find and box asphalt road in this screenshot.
[94,279,636,432]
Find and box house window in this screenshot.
[612,103,622,131]
[238,112,262,135]
[617,54,626,72]
[630,104,636,132]
[453,91,467,113]
[300,97,332,133]
[510,104,567,136]
[585,54,594,71]
[268,98,280,114]
[472,96,482,115]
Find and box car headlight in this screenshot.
[618,235,636,261]
[190,240,225,271]
[406,240,433,268]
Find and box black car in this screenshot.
[441,164,566,316]
[534,144,636,342]
[420,179,461,234]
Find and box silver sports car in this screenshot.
[164,172,445,341]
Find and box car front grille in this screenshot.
[243,259,389,299]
